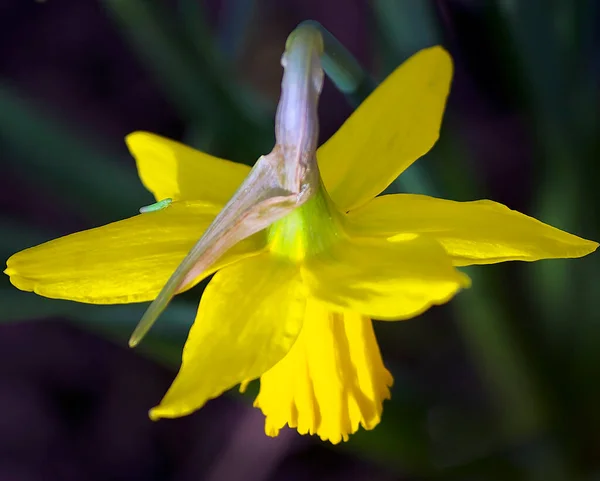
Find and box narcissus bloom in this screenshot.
[5,26,597,444]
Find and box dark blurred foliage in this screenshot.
[0,0,599,480]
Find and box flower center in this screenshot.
[267,182,344,261]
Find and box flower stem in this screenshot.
[296,20,376,108]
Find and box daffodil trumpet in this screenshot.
[5,21,597,444]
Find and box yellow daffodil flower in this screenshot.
[4,24,597,445]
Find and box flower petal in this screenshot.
[347,194,599,266]
[126,132,250,203]
[318,47,452,211]
[302,235,469,320]
[150,254,306,419]
[5,201,264,304]
[254,299,393,444]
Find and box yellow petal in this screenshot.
[347,194,599,266]
[5,201,264,304]
[126,131,250,203]
[254,299,393,444]
[318,47,453,211]
[150,254,307,419]
[302,235,469,320]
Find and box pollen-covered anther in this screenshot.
[253,300,393,444]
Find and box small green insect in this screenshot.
[139,198,173,214]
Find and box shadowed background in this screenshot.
[1,0,599,480]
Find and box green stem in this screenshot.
[297,20,376,108]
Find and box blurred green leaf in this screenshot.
[103,0,224,125]
[177,0,270,130]
[0,284,193,367]
[373,0,442,197]
[426,129,553,447]
[493,0,586,336]
[0,220,53,256]
[104,0,272,160]
[214,0,256,61]
[373,0,441,64]
[0,83,148,221]
[453,267,548,439]
[0,288,194,341]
